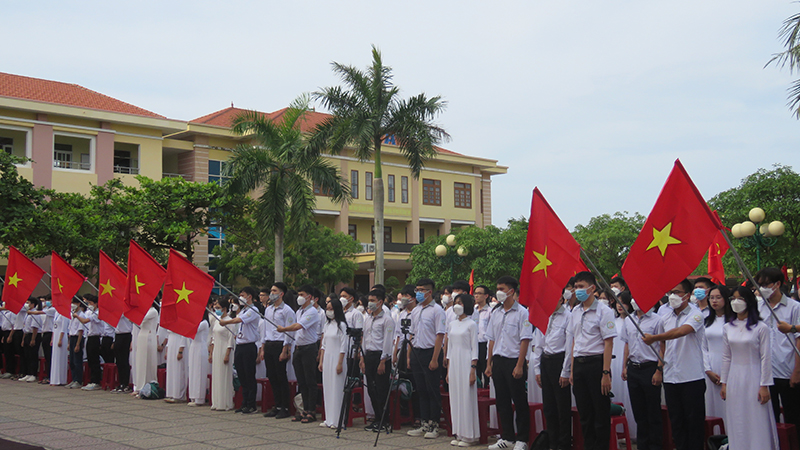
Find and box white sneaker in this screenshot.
[26,375,37,382]
[451,439,461,446]
[407,421,430,437]
[82,383,100,391]
[424,421,440,439]
[513,441,527,450]
[459,439,479,447]
[488,439,514,449]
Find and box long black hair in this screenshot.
[704,285,733,328]
[326,294,346,328]
[730,286,761,330]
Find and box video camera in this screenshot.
[400,318,411,334]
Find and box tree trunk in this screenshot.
[274,226,284,282]
[373,177,385,286]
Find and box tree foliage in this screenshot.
[572,211,646,280]
[769,11,800,118]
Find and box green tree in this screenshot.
[311,45,450,286]
[0,152,48,255]
[769,11,800,118]
[709,164,800,280]
[224,96,350,282]
[572,211,646,280]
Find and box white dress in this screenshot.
[612,317,637,437]
[50,314,70,385]
[210,319,236,411]
[156,325,169,365]
[165,330,188,400]
[720,320,778,450]
[321,320,348,427]
[133,307,159,391]
[703,317,726,420]
[446,317,480,441]
[188,320,211,404]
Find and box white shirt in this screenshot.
[295,304,320,346]
[409,301,447,349]
[472,303,492,343]
[316,305,326,341]
[115,315,133,334]
[620,312,661,364]
[569,299,617,357]
[486,301,534,359]
[42,307,56,333]
[86,308,102,336]
[102,322,115,338]
[235,305,260,344]
[758,295,800,379]
[263,302,296,345]
[69,312,86,336]
[533,305,573,377]
[0,310,15,331]
[13,308,27,330]
[656,303,706,383]
[23,312,41,333]
[364,305,396,360]
[344,305,364,329]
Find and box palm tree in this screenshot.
[310,45,450,285]
[769,12,800,118]
[224,96,350,282]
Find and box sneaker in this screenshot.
[451,439,461,446]
[242,406,257,414]
[364,421,378,432]
[234,407,244,413]
[187,402,197,407]
[376,422,391,433]
[68,381,82,389]
[263,407,278,418]
[110,386,122,393]
[407,421,430,437]
[82,383,100,391]
[122,386,133,393]
[513,441,527,450]
[275,408,291,419]
[488,439,514,449]
[0,372,12,379]
[424,421,439,439]
[458,439,478,447]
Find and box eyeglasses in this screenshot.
[414,289,430,293]
[668,291,685,296]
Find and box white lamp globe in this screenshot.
[435,244,448,257]
[768,221,785,237]
[749,207,766,223]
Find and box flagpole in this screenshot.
[212,280,295,342]
[42,272,89,308]
[580,249,665,365]
[720,232,800,359]
[205,306,237,338]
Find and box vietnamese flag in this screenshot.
[159,249,214,339]
[621,160,722,312]
[124,240,166,325]
[98,251,127,327]
[519,188,586,332]
[707,216,730,285]
[51,252,87,318]
[1,247,46,314]
[468,269,475,295]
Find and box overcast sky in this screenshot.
[4,1,798,230]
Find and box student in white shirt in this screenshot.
[76,294,102,390]
[67,298,88,389]
[20,297,43,382]
[471,285,493,388]
[259,282,296,419]
[0,305,16,378]
[218,286,261,414]
[112,313,134,393]
[361,289,396,432]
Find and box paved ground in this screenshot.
[0,379,462,450]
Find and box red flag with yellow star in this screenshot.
[621,159,722,312]
[159,248,214,339]
[124,240,166,325]
[98,251,127,327]
[51,252,87,318]
[707,212,729,285]
[1,247,46,314]
[519,188,586,332]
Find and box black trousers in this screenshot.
[572,356,610,450]
[410,347,442,423]
[626,362,662,450]
[11,330,24,375]
[22,333,41,376]
[0,330,9,373]
[293,342,320,413]
[477,341,489,388]
[86,336,102,384]
[234,342,258,409]
[771,378,800,428]
[101,336,114,364]
[114,333,132,388]
[68,335,84,384]
[541,353,572,450]
[263,340,290,410]
[5,330,21,374]
[42,332,52,378]
[492,355,530,443]
[364,350,391,422]
[663,379,706,450]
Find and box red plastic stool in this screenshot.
[38,357,46,380]
[288,380,298,416]
[528,402,546,439]
[389,388,411,430]
[777,423,800,450]
[572,407,584,450]
[157,368,166,388]
[82,362,90,385]
[316,383,325,419]
[101,363,118,390]
[477,396,497,445]
[233,388,243,409]
[704,416,725,450]
[257,378,273,412]
[346,386,367,427]
[610,415,632,450]
[206,374,212,403]
[662,405,674,450]
[440,392,453,436]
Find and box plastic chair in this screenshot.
[704,417,726,450]
[662,405,674,450]
[610,415,632,450]
[440,392,453,436]
[256,378,273,412]
[571,407,583,450]
[477,396,497,444]
[101,363,118,390]
[777,423,800,450]
[38,357,46,380]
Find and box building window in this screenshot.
[454,182,472,208]
[313,182,333,196]
[208,160,231,185]
[53,133,93,171]
[388,175,395,202]
[0,126,31,163]
[420,228,425,243]
[401,176,408,203]
[113,142,140,174]
[351,170,359,199]
[372,226,392,244]
[422,179,441,206]
[0,137,12,154]
[366,172,373,200]
[349,224,357,241]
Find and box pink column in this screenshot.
[96,125,115,186]
[31,118,53,189]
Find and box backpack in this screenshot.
[139,381,166,400]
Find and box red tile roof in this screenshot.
[0,72,166,119]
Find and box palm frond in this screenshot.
[223,144,281,195]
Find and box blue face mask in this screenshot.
[575,288,590,303]
[45,301,52,309]
[415,291,425,302]
[692,288,707,301]
[214,309,223,316]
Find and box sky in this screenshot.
[3,1,799,230]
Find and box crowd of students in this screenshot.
[1,268,798,450]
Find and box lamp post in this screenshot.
[731,207,785,271]
[435,234,468,284]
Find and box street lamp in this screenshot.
[436,234,468,284]
[731,207,785,271]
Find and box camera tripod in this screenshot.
[336,327,363,437]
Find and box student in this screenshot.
[340,286,364,381]
[260,283,295,419]
[77,294,102,391]
[643,279,706,450]
[472,285,493,388]
[533,287,573,450]
[720,286,779,449]
[702,285,731,421]
[37,296,55,384]
[486,276,534,450]
[164,329,188,403]
[67,299,87,389]
[406,278,447,439]
[20,297,42,382]
[209,296,236,411]
[393,285,419,423]
[219,287,260,414]
[568,271,616,450]
[50,309,70,386]
[692,277,713,318]
[446,293,480,447]
[112,312,134,393]
[361,289,395,432]
[133,301,159,396]
[10,298,28,379]
[756,267,800,429]
[277,284,321,423]
[318,294,348,429]
[0,305,16,378]
[187,310,210,406]
[619,291,663,450]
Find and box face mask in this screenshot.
[297,296,307,306]
[399,298,410,308]
[563,289,573,300]
[340,297,349,308]
[268,293,279,303]
[24,304,31,311]
[668,293,684,309]
[693,288,707,301]
[356,305,365,314]
[574,288,589,303]
[442,295,452,306]
[631,299,640,312]
[452,304,464,317]
[495,290,508,304]
[239,295,248,304]
[730,298,747,314]
[71,304,78,312]
[44,301,52,309]
[367,301,378,312]
[214,309,223,316]
[490,300,498,308]
[759,287,775,300]
[326,310,335,320]
[598,299,609,307]
[611,287,621,296]
[416,291,425,302]
[231,304,239,312]
[88,305,96,311]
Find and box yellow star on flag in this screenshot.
[134,275,145,295]
[8,272,21,287]
[531,246,553,277]
[174,282,193,304]
[55,278,64,293]
[646,222,682,257]
[100,279,115,296]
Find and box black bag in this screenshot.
[530,430,549,450]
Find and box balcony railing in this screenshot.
[113,165,140,174]
[162,172,191,180]
[358,242,416,253]
[53,160,90,170]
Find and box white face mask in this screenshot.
[495,290,508,304]
[452,304,464,317]
[611,287,621,296]
[231,303,239,312]
[759,287,775,300]
[668,293,684,309]
[367,301,378,312]
[631,299,641,312]
[340,297,349,308]
[689,294,698,304]
[325,310,335,320]
[71,304,78,312]
[442,294,452,306]
[88,305,96,311]
[297,296,307,306]
[730,298,747,314]
[598,299,609,307]
[239,295,248,304]
[563,289,573,300]
[356,305,365,314]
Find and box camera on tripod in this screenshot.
[347,326,363,339]
[400,318,411,334]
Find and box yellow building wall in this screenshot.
[0,108,36,121]
[17,167,33,182]
[113,134,162,181]
[417,170,478,222]
[208,148,232,162]
[52,170,97,195]
[315,215,336,229]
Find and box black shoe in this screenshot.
[275,408,291,419]
[263,407,278,417]
[242,406,256,414]
[364,421,378,432]
[234,408,244,414]
[376,422,391,433]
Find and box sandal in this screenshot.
[292,415,304,422]
[301,413,316,423]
